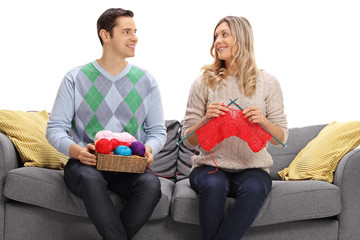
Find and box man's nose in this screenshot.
[131,34,138,42]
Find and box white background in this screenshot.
[0,0,359,128]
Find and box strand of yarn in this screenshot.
[207,150,218,174]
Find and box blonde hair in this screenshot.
[201,16,258,97]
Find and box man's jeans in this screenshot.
[64,158,161,240]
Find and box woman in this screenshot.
[181,16,288,240]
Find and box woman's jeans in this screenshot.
[189,166,272,240]
[64,158,161,240]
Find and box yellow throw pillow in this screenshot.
[0,110,68,169]
[278,121,360,183]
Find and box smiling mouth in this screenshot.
[126,45,136,49]
[217,46,227,52]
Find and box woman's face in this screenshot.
[214,22,238,63]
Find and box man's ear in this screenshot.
[99,29,110,43]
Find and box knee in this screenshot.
[190,167,228,198]
[76,167,106,187]
[64,165,107,197]
[241,179,270,200]
[138,173,161,198]
[200,176,228,194]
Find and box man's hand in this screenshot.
[144,145,154,168]
[78,143,97,166]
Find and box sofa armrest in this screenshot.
[333,148,360,240]
[0,132,19,175]
[0,132,21,238]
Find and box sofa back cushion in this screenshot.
[155,121,327,181]
[176,121,200,181]
[176,123,327,180]
[278,121,360,183]
[176,141,200,181]
[268,124,326,179]
[151,120,181,180]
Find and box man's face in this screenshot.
[108,16,138,58]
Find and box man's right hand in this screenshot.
[69,143,97,166]
[79,144,97,166]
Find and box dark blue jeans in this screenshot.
[64,158,161,240]
[189,166,272,240]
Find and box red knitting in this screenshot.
[196,108,273,152]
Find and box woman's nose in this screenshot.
[214,36,222,44]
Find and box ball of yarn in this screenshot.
[109,139,131,151]
[95,138,113,154]
[114,145,132,156]
[95,130,114,142]
[130,141,146,157]
[113,132,136,144]
[117,141,131,147]
[110,139,121,151]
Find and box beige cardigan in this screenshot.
[181,70,288,173]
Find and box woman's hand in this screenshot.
[243,106,285,145]
[185,102,229,145]
[204,102,229,121]
[242,106,266,125]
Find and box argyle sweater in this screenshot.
[47,61,167,156]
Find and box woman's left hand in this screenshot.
[243,106,285,145]
[242,106,266,125]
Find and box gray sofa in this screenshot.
[1,120,360,240]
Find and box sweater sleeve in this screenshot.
[181,76,208,149]
[264,73,289,145]
[46,70,78,156]
[143,72,167,155]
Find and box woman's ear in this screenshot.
[99,29,110,43]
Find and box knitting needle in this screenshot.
[177,98,237,145]
[228,98,287,148]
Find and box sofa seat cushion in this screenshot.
[4,167,174,220]
[172,179,341,226]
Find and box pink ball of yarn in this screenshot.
[95,130,114,142]
[113,132,136,144]
[130,141,146,157]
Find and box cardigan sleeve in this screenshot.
[181,77,209,149]
[264,72,289,145]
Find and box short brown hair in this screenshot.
[97,8,134,45]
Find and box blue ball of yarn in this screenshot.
[130,141,146,157]
[114,145,132,156]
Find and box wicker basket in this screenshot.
[96,152,147,173]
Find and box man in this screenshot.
[46,8,167,240]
